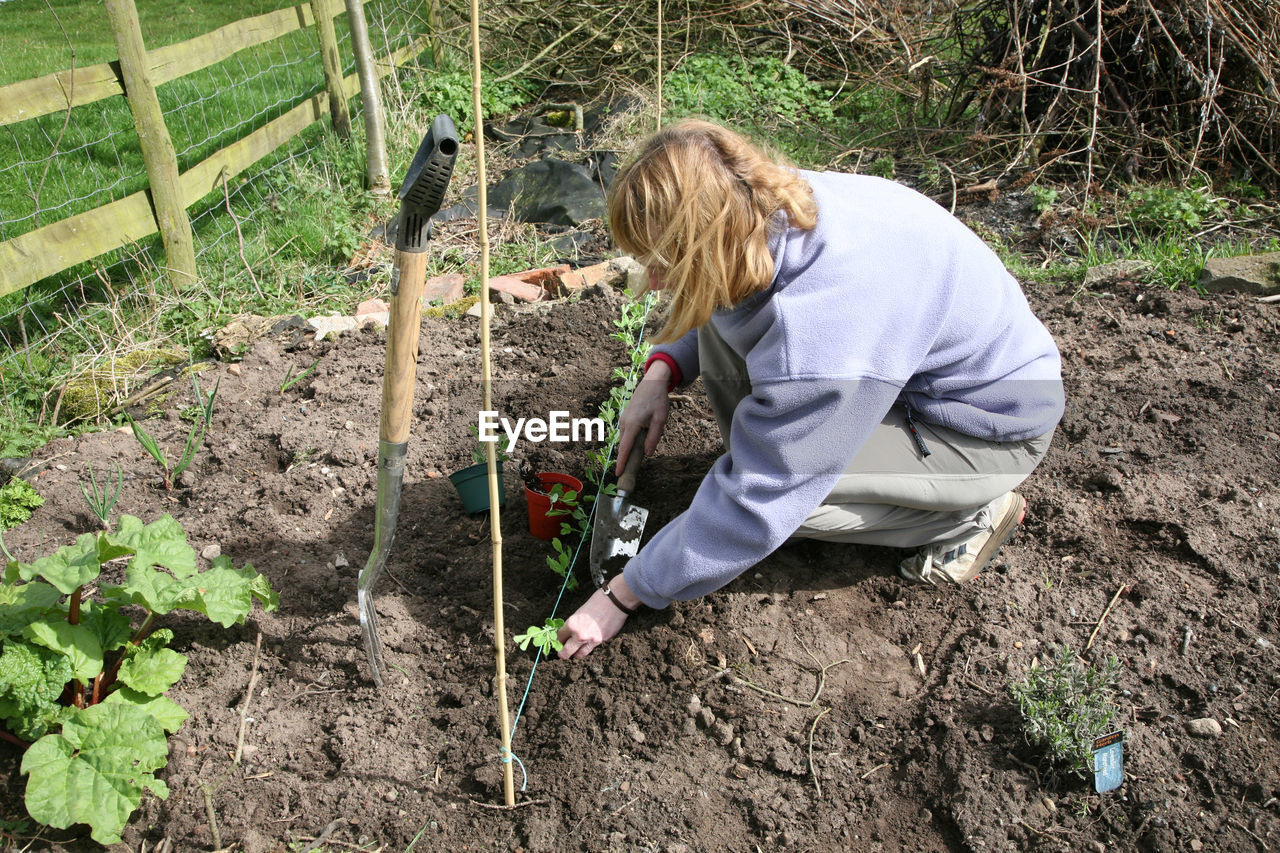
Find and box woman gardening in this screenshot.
[558,119,1064,660]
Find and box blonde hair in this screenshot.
[607,119,818,343]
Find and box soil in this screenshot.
[4,205,1280,853]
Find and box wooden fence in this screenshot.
[0,0,430,298]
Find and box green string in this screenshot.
[503,291,657,787]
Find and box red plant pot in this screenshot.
[524,472,583,540]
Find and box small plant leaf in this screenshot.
[9,533,130,595]
[0,580,62,637]
[101,686,189,734]
[513,618,565,654]
[20,702,170,845]
[117,641,187,697]
[0,638,75,741]
[23,620,104,684]
[111,515,198,578]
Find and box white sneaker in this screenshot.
[898,492,1027,586]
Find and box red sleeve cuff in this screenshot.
[644,353,682,392]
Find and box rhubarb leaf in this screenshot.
[20,702,169,844]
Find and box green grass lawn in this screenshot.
[0,0,294,86]
[0,0,367,240]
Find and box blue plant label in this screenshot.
[1092,730,1125,793]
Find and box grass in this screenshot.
[0,0,291,85]
[0,1,359,238]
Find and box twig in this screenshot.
[219,166,264,298]
[234,632,263,764]
[860,762,889,780]
[807,707,832,797]
[724,653,850,708]
[300,819,347,852]
[1229,818,1270,851]
[1085,584,1126,652]
[468,798,549,810]
[200,783,221,850]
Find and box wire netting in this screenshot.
[0,0,424,436]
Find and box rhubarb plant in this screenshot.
[0,514,278,844]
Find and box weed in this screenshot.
[1030,186,1060,215]
[1010,645,1121,778]
[79,463,124,531]
[0,480,44,531]
[665,54,835,128]
[866,155,896,180]
[1126,185,1226,234]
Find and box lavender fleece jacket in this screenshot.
[622,171,1065,609]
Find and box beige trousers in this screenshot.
[698,322,1054,549]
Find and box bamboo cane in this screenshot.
[656,0,663,131]
[471,0,516,808]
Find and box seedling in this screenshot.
[1,514,278,843]
[513,618,565,655]
[127,372,219,490]
[79,463,124,530]
[1010,645,1121,778]
[280,357,321,394]
[469,424,510,466]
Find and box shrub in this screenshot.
[1010,645,1121,778]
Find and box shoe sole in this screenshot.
[953,492,1026,584]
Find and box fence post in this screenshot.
[103,0,197,289]
[344,0,390,194]
[311,0,352,139]
[427,0,444,68]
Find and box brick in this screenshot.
[423,273,466,304]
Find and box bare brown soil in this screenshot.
[3,220,1280,852]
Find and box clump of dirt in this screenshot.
[3,254,1280,851]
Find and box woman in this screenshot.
[558,119,1063,660]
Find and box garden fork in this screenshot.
[358,115,458,687]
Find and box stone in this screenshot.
[423,274,466,304]
[200,543,221,561]
[1200,252,1280,295]
[559,260,625,293]
[487,274,547,303]
[1083,260,1152,286]
[306,315,358,341]
[1186,717,1222,738]
[612,255,648,295]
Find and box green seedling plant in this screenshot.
[1010,644,1121,779]
[0,514,278,843]
[516,292,653,646]
[280,357,321,394]
[513,618,565,656]
[79,463,124,531]
[469,424,511,466]
[127,372,219,490]
[0,480,43,531]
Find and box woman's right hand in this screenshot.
[616,361,672,474]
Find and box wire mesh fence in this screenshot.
[0,0,425,442]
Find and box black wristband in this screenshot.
[602,581,638,616]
